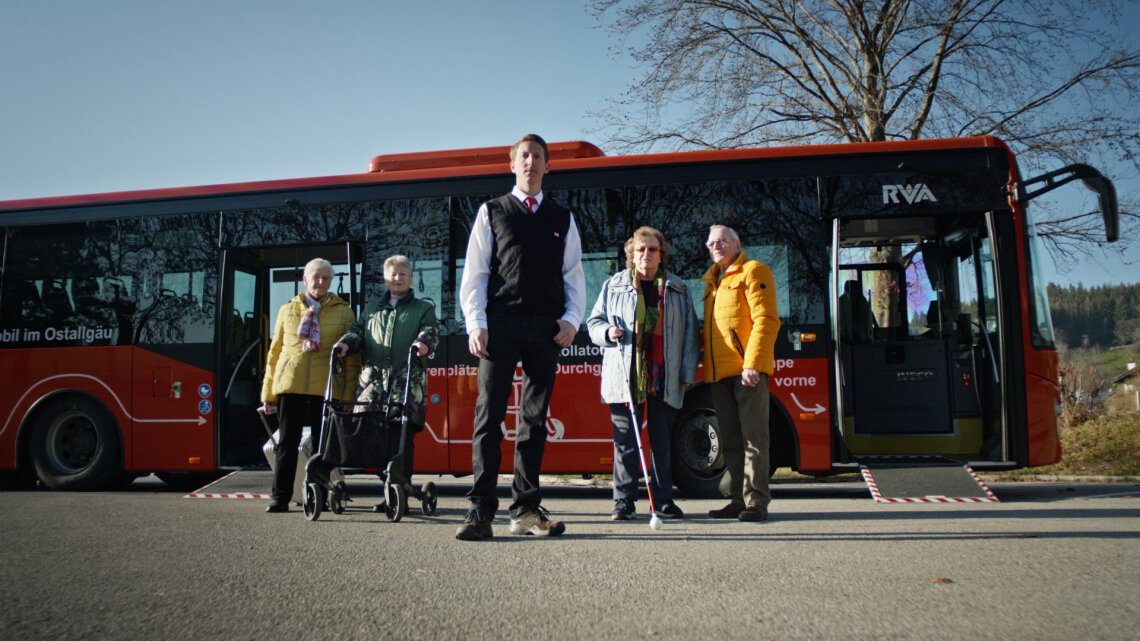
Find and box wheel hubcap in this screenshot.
[676,413,723,477]
[47,411,98,473]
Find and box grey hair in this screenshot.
[383,254,413,274]
[304,258,333,277]
[709,225,740,242]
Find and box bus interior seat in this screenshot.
[101,277,136,315]
[243,311,259,343]
[839,279,873,343]
[72,277,116,325]
[2,278,44,325]
[925,300,963,341]
[41,279,73,319]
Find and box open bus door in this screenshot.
[831,214,1006,466]
[217,245,362,468]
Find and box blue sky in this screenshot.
[2,0,1135,287]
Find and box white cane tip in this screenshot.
[649,515,664,530]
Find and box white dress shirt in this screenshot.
[459,186,586,333]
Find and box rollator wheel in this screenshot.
[303,482,322,521]
[420,482,438,516]
[385,483,406,522]
[329,487,345,514]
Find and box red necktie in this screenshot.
[524,196,537,213]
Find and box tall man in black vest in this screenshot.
[456,134,585,541]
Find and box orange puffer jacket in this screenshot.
[700,251,781,382]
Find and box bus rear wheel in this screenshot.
[29,396,122,491]
[671,406,728,498]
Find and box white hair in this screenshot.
[304,258,333,277]
[709,225,740,242]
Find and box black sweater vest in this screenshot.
[484,194,570,319]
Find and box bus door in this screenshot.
[217,245,362,468]
[832,215,1004,462]
[217,248,266,466]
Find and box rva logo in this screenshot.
[882,183,937,205]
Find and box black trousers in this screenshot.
[271,393,324,502]
[467,315,561,519]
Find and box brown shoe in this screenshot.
[738,506,768,522]
[708,501,745,519]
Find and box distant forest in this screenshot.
[1049,283,1140,349]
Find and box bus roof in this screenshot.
[0,136,1010,213]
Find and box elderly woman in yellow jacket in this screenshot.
[261,258,359,513]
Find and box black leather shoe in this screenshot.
[708,501,745,519]
[266,499,288,513]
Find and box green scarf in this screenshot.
[631,269,666,403]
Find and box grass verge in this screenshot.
[1001,412,1140,479]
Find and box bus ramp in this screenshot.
[858,457,999,503]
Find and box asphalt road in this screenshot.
[2,473,1138,641]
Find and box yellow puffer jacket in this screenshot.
[261,292,360,403]
[701,251,781,382]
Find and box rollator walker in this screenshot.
[303,345,437,522]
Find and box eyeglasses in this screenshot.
[634,246,660,253]
[706,239,733,248]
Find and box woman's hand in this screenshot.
[607,325,624,343]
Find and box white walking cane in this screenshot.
[616,317,664,531]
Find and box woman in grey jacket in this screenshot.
[586,227,699,520]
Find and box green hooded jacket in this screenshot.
[337,290,439,427]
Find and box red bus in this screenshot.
[0,137,1118,494]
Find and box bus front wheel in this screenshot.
[29,396,122,491]
[671,404,728,499]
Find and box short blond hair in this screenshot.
[624,226,670,269]
[383,254,412,275]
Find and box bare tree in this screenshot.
[590,0,1140,257]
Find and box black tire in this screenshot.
[385,483,406,522]
[670,400,728,499]
[156,471,224,492]
[304,482,322,521]
[329,487,345,514]
[421,482,437,516]
[29,396,122,491]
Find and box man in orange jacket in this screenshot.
[700,225,781,521]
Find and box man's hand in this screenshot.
[468,328,489,359]
[553,320,576,347]
[741,368,760,387]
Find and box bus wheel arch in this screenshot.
[671,384,800,498]
[25,393,124,490]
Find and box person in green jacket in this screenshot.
[261,258,359,513]
[334,255,439,507]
